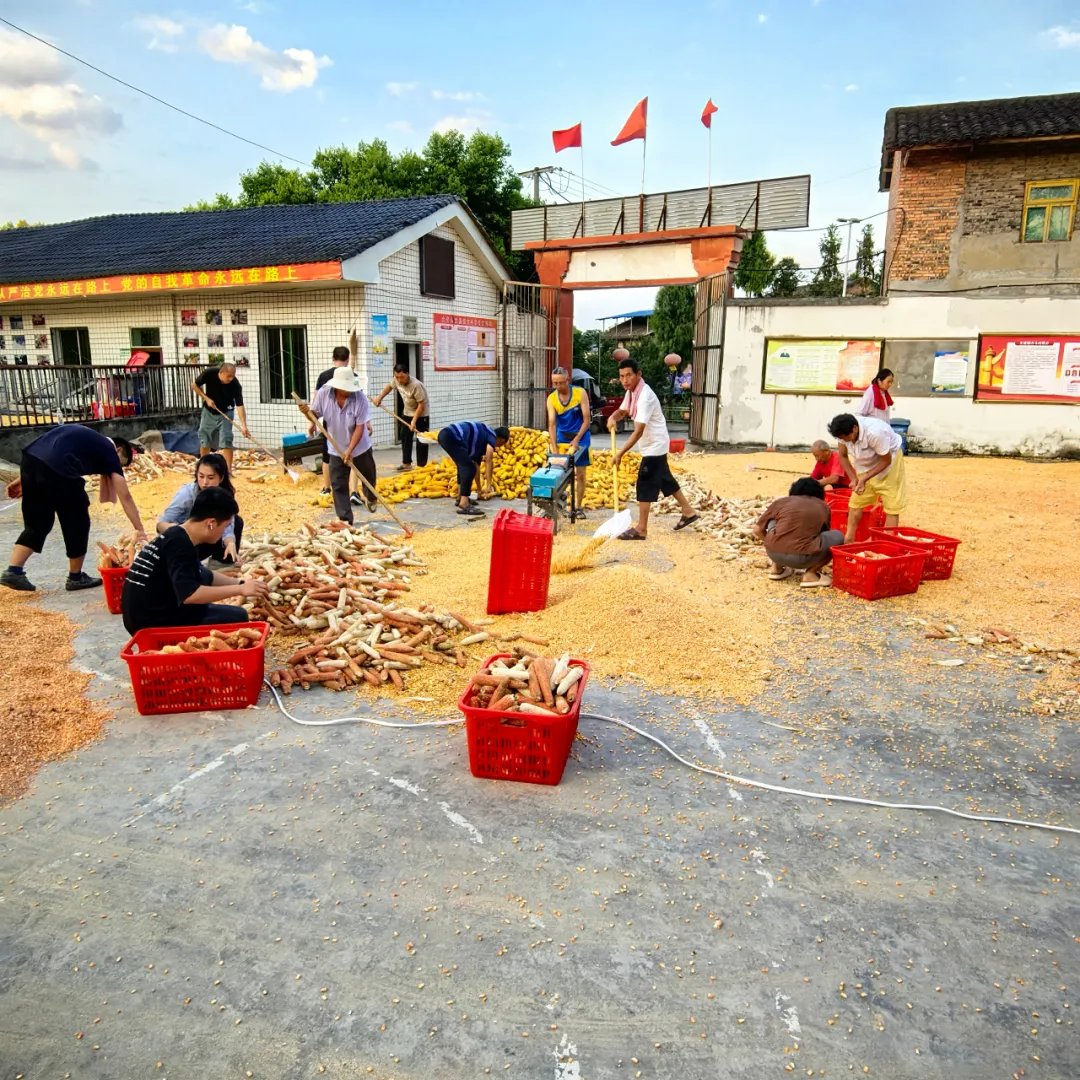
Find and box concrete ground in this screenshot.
[1,452,1078,1080]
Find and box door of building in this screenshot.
[689,271,727,445]
[392,340,421,444]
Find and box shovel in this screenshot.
[593,429,633,540]
[745,462,804,476]
[193,384,300,483]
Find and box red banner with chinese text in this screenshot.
[975,334,1080,404]
[0,260,342,303]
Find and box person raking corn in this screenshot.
[546,365,591,515]
[827,412,907,541]
[193,362,249,470]
[373,364,430,471]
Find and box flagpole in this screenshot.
[580,143,586,236]
[640,132,647,196]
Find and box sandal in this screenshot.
[456,505,485,517]
[673,514,700,532]
[768,567,794,581]
[800,575,831,588]
[617,528,646,540]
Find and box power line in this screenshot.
[0,16,309,167]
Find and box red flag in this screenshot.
[611,97,648,146]
[701,98,718,128]
[552,123,582,153]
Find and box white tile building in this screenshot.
[0,197,512,449]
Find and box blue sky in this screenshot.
[2,0,1079,327]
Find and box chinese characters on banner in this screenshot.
[976,334,1080,403]
[432,313,498,371]
[0,261,342,303]
[763,339,882,394]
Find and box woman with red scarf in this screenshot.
[858,368,894,424]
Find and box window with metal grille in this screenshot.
[258,325,308,403]
[130,328,161,348]
[420,234,455,298]
[1021,180,1078,243]
[51,327,91,364]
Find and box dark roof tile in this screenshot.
[0,196,457,285]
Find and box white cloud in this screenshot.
[0,30,121,170]
[432,89,484,102]
[387,120,414,134]
[134,15,185,52]
[433,113,489,134]
[386,81,418,98]
[1043,25,1080,48]
[757,12,768,22]
[198,24,331,91]
[844,83,858,92]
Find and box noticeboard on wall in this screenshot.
[433,313,498,371]
[762,338,882,395]
[880,338,973,397]
[975,334,1080,404]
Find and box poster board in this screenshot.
[975,334,1080,403]
[371,314,389,371]
[433,313,498,371]
[881,338,973,397]
[762,339,882,395]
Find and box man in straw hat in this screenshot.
[307,368,377,524]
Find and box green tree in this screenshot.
[734,230,776,297]
[650,284,694,365]
[187,131,537,280]
[768,257,801,298]
[0,219,34,229]
[808,224,843,297]
[572,328,600,374]
[853,223,880,295]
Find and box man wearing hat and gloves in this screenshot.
[306,368,377,524]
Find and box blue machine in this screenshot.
[527,446,588,535]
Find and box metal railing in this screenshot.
[0,363,202,428]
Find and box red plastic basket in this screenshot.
[824,487,852,503]
[669,438,686,454]
[829,500,885,542]
[101,565,128,614]
[869,526,961,581]
[120,622,268,715]
[486,509,553,615]
[459,653,590,785]
[831,542,926,601]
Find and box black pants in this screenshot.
[328,450,376,523]
[437,429,477,498]
[400,415,430,467]
[195,515,244,563]
[16,455,91,558]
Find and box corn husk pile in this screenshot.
[126,450,196,484]
[376,425,641,507]
[655,472,772,562]
[465,648,583,716]
[242,520,490,693]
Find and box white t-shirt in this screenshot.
[622,380,669,458]
[858,384,891,423]
[850,415,902,476]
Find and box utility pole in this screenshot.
[836,217,861,297]
[518,166,555,203]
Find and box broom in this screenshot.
[192,384,300,483]
[593,429,633,540]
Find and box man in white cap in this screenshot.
[305,368,376,524]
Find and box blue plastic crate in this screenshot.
[282,433,308,447]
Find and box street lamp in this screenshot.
[836,217,861,297]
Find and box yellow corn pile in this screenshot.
[375,427,641,506]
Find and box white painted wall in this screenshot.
[719,295,1080,455]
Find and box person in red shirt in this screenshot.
[809,440,849,489]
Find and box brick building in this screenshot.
[881,92,1080,291]
[0,197,511,456]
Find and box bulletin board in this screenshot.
[433,313,498,371]
[881,339,974,397]
[974,334,1080,403]
[762,339,881,394]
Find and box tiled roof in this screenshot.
[879,92,1080,189]
[0,196,458,284]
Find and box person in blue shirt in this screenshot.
[2,425,147,593]
[546,366,592,515]
[157,453,243,566]
[436,421,510,516]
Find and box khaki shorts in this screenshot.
[849,452,907,516]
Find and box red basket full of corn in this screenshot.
[868,526,961,581]
[120,622,268,715]
[101,566,128,614]
[831,541,926,601]
[459,652,590,785]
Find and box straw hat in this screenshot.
[329,368,362,393]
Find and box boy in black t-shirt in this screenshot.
[122,487,268,635]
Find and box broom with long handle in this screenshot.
[192,384,299,482]
[291,391,414,538]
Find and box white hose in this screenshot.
[261,682,1080,837]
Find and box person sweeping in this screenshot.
[373,365,430,471]
[193,363,249,470]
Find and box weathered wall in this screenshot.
[717,296,1080,456]
[888,149,967,282]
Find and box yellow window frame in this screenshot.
[1020,178,1079,243]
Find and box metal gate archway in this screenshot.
[690,271,728,446]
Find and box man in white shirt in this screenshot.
[609,357,698,540]
[828,412,907,541]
